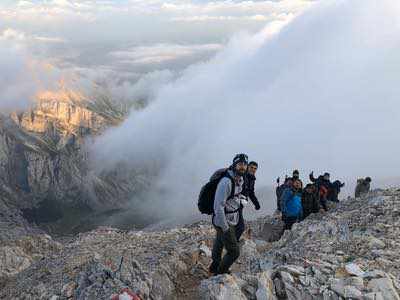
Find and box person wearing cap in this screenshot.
[209,153,248,275]
[289,170,303,187]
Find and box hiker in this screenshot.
[276,177,292,212]
[355,177,371,197]
[209,153,248,275]
[329,180,345,202]
[236,161,261,241]
[309,171,331,211]
[289,169,303,187]
[281,178,303,230]
[301,183,321,219]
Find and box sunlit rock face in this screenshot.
[11,93,107,137]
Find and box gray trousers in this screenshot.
[210,225,240,274]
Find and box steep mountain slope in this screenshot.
[1,188,399,299]
[0,93,145,237]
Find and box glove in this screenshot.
[254,202,261,210]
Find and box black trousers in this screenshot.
[283,215,298,230]
[209,225,240,274]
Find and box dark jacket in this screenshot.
[301,190,320,219]
[329,180,345,202]
[309,174,332,190]
[242,173,260,210]
[309,174,331,210]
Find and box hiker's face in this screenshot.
[248,164,258,176]
[293,180,302,190]
[293,173,299,179]
[235,162,247,175]
[324,174,330,180]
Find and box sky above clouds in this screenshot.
[0,0,314,86]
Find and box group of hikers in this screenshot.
[275,170,346,230]
[198,153,373,276]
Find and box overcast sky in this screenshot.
[0,0,314,86]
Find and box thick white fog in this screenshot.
[92,0,400,218]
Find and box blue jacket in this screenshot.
[281,188,303,218]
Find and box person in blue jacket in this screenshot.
[281,178,303,230]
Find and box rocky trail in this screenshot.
[1,188,399,299]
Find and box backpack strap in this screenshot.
[224,172,236,200]
[223,172,241,214]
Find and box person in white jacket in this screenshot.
[209,153,248,275]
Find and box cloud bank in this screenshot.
[92,0,400,219]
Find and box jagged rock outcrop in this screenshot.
[1,188,399,299]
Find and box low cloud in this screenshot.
[0,28,66,112]
[91,0,400,220]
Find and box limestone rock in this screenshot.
[199,275,247,300]
[1,188,399,300]
[367,278,400,300]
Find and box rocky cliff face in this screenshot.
[0,94,143,237]
[1,188,399,299]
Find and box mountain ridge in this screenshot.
[1,188,399,299]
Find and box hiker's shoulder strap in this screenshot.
[210,168,228,181]
[222,171,236,200]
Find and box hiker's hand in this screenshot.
[255,202,261,210]
[239,195,248,206]
[319,209,325,213]
[310,171,314,176]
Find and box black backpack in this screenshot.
[198,168,235,215]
